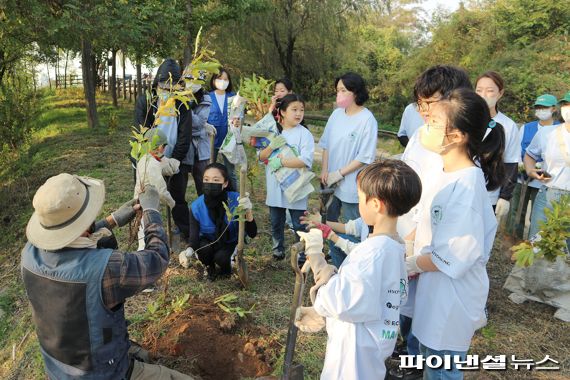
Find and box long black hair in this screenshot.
[444,88,506,191]
[276,77,293,92]
[276,93,306,133]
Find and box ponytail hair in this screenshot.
[444,88,506,191]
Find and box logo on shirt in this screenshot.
[431,205,443,224]
[382,329,397,339]
[386,302,399,310]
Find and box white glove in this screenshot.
[296,229,324,256]
[294,306,325,333]
[495,198,510,219]
[205,123,217,136]
[238,192,253,211]
[161,158,180,177]
[405,240,414,258]
[309,265,337,304]
[326,170,344,187]
[179,247,196,269]
[344,219,359,237]
[406,255,424,275]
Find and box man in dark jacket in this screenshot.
[135,58,192,242]
[21,173,194,379]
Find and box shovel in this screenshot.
[282,241,308,380]
[317,184,336,224]
[235,164,249,288]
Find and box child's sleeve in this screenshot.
[354,115,378,165]
[313,254,383,323]
[298,129,315,168]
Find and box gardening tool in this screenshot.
[515,177,530,230]
[317,184,336,224]
[235,164,249,288]
[209,131,216,164]
[282,241,308,380]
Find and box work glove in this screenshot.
[268,135,287,151]
[138,185,160,212]
[326,170,344,187]
[161,157,180,177]
[294,306,325,333]
[405,239,414,258]
[179,247,196,269]
[344,219,359,237]
[406,255,424,276]
[300,210,321,228]
[268,156,283,172]
[111,199,137,227]
[205,123,217,136]
[495,198,510,221]
[297,229,337,303]
[238,192,253,211]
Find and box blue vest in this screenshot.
[207,91,235,148]
[21,243,130,380]
[191,191,240,243]
[521,120,561,160]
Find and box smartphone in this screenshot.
[536,170,551,179]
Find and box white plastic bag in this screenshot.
[269,144,315,204]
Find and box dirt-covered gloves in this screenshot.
[205,123,217,136]
[268,135,287,151]
[310,264,337,304]
[300,210,322,228]
[294,306,325,333]
[406,255,424,276]
[111,199,137,227]
[495,198,510,221]
[268,156,282,172]
[138,185,160,212]
[326,170,344,187]
[238,192,253,211]
[161,157,180,177]
[179,247,196,269]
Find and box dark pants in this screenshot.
[214,148,237,190]
[326,195,361,267]
[191,159,209,196]
[196,238,236,275]
[167,163,191,238]
[269,207,306,256]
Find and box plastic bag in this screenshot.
[241,113,279,149]
[269,144,315,204]
[220,94,248,165]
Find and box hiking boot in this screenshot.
[386,367,423,380]
[273,251,285,261]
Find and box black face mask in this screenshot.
[203,183,225,206]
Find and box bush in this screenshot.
[0,84,39,152]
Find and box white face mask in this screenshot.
[214,79,229,91]
[561,107,570,122]
[483,96,498,109]
[535,109,553,121]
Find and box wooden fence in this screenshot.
[304,113,398,140]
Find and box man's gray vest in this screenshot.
[21,242,130,380]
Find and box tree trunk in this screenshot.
[122,52,126,100]
[55,52,60,88]
[183,0,193,67]
[136,59,142,96]
[46,63,52,89]
[110,49,118,107]
[64,50,69,89]
[81,38,99,128]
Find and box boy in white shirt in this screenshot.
[295,159,422,380]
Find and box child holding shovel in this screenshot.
[295,159,422,380]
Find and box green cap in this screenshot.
[534,94,557,107]
[558,91,570,105]
[145,128,168,147]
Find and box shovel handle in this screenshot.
[209,133,215,164]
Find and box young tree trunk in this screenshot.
[81,38,99,128]
[46,63,52,89]
[55,52,60,88]
[136,59,142,96]
[182,0,193,67]
[110,49,118,107]
[122,52,126,100]
[64,50,69,89]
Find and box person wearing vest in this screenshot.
[185,163,257,281]
[510,94,561,238]
[21,174,194,379]
[134,58,192,244]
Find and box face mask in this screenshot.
[157,88,170,103]
[535,109,553,121]
[214,79,229,91]
[483,96,498,109]
[419,124,457,154]
[560,107,570,122]
[203,182,225,199]
[336,92,353,109]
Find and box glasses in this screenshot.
[417,98,442,113]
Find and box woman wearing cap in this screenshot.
[515,94,561,237]
[524,92,570,245]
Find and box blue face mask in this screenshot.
[157,88,170,103]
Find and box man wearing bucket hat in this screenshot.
[21,174,194,379]
[511,94,561,238]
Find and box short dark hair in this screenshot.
[209,67,233,93]
[276,77,293,92]
[335,72,369,106]
[413,65,472,102]
[357,159,422,217]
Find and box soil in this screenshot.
[144,300,278,380]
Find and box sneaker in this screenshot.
[273,251,285,261]
[386,367,423,380]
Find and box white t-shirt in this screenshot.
[412,166,497,352]
[487,112,521,204]
[397,103,424,138]
[526,124,570,191]
[314,235,407,380]
[519,121,559,189]
[319,108,378,203]
[265,125,315,209]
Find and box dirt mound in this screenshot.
[145,301,277,380]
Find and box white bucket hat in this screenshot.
[26,173,105,250]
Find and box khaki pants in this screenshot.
[130,360,195,380]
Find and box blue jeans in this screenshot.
[400,314,420,356]
[529,187,570,249]
[419,343,467,380]
[326,195,360,222]
[214,148,237,190]
[269,207,306,256]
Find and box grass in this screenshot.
[0,89,568,379]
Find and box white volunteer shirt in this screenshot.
[487,111,521,204]
[397,103,424,138]
[519,121,560,189]
[314,235,407,380]
[412,166,497,352]
[526,124,570,191]
[319,108,378,204]
[265,125,315,209]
